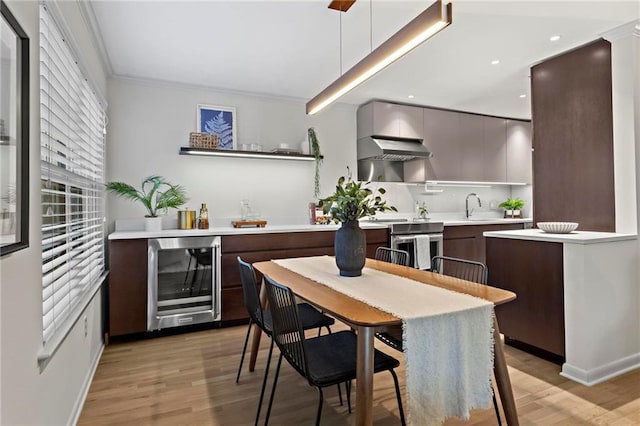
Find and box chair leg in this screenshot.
[315,387,324,426]
[255,338,274,426]
[236,319,253,383]
[326,326,332,335]
[389,369,406,426]
[264,353,283,426]
[337,382,343,406]
[346,380,352,414]
[492,391,502,426]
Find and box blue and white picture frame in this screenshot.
[197,104,236,150]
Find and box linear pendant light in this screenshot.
[306,0,452,115]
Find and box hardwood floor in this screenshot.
[79,325,640,425]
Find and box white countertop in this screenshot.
[108,217,533,240]
[483,229,637,244]
[442,218,531,226]
[108,222,390,240]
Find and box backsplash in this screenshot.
[372,183,533,219]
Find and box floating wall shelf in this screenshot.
[179,147,322,161]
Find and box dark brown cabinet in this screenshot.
[443,223,525,264]
[486,238,565,360]
[220,228,388,324]
[531,39,615,231]
[108,239,148,336]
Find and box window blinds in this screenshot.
[40,5,106,344]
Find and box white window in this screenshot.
[40,4,106,347]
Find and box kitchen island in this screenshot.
[484,229,639,386]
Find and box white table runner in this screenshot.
[273,255,494,426]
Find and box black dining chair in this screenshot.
[261,274,406,426]
[377,255,502,425]
[235,257,336,426]
[375,247,410,266]
[373,247,410,352]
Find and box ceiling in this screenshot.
[87,1,639,120]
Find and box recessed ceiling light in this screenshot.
[519,94,527,98]
[408,95,415,99]
[491,59,500,65]
[550,35,561,42]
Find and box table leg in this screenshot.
[493,317,519,425]
[356,326,375,426]
[248,280,268,372]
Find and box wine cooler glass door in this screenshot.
[148,236,221,330]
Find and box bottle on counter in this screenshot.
[198,203,209,229]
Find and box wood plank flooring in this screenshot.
[79,325,640,425]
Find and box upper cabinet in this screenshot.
[357,101,423,139]
[506,120,532,184]
[358,101,532,184]
[482,117,507,182]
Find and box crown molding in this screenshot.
[602,19,640,42]
[77,0,114,76]
[110,74,359,109]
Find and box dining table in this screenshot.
[250,256,519,426]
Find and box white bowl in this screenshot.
[537,222,579,234]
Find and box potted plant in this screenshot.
[308,127,322,198]
[106,175,188,231]
[499,198,525,218]
[416,201,429,220]
[321,168,396,277]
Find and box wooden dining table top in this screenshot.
[253,257,516,328]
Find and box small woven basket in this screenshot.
[189,132,218,149]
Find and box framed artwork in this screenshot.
[197,104,236,150]
[0,1,29,257]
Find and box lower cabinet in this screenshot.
[486,238,565,360]
[443,223,525,264]
[109,239,148,337]
[220,228,388,325]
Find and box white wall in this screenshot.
[106,78,358,228]
[0,1,107,425]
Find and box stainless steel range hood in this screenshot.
[357,136,432,182]
[357,136,432,161]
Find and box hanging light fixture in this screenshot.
[306,0,452,115]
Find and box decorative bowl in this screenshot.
[537,222,579,234]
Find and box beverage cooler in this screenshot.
[147,236,221,330]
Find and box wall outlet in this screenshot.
[83,316,88,337]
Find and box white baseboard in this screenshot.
[561,352,640,386]
[69,343,105,426]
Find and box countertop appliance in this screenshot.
[147,236,221,330]
[389,221,444,270]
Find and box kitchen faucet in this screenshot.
[465,193,482,219]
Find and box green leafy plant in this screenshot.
[499,198,525,211]
[308,127,322,197]
[105,175,188,217]
[417,201,429,218]
[320,168,397,223]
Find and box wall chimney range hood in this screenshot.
[357,136,432,182]
[357,136,432,161]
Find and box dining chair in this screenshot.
[378,255,502,426]
[235,257,336,426]
[373,247,410,352]
[375,246,410,266]
[261,274,406,426]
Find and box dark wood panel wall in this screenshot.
[531,38,616,231]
